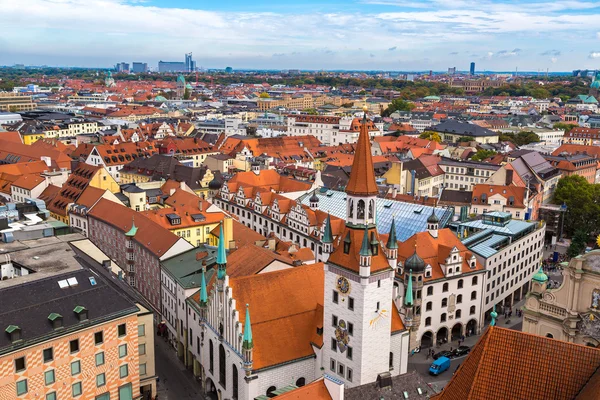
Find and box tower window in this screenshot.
[348,297,354,311]
[333,291,339,304]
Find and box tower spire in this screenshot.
[386,218,398,250]
[200,264,208,306]
[404,269,414,307]
[217,223,227,291]
[242,304,254,376]
[345,107,378,196]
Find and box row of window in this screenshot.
[332,291,354,310]
[330,358,353,382]
[16,361,130,397]
[424,307,476,326]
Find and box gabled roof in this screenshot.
[88,199,183,258]
[328,226,391,274]
[434,327,600,400]
[274,378,332,400]
[398,229,483,281]
[226,244,295,277]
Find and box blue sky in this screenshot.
[1,0,600,71]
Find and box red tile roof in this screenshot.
[434,327,600,400]
[88,199,182,258]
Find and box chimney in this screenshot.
[392,187,398,198]
[198,201,203,212]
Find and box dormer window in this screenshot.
[73,306,88,321]
[5,325,21,343]
[48,313,63,329]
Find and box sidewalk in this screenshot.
[408,298,526,365]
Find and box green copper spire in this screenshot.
[125,217,137,237]
[200,267,208,306]
[490,304,498,327]
[387,218,398,249]
[243,304,253,349]
[323,214,333,243]
[359,226,372,256]
[532,266,548,283]
[217,223,227,280]
[404,270,413,307]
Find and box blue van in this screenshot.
[429,356,451,376]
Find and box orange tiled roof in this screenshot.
[397,229,483,281]
[12,174,45,190]
[472,184,527,208]
[214,264,324,370]
[328,226,391,274]
[435,327,600,400]
[227,169,311,194]
[88,199,181,257]
[48,163,102,217]
[225,244,295,277]
[345,117,378,196]
[275,379,332,400]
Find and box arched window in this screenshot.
[357,200,365,219]
[209,340,214,373]
[368,200,374,219]
[456,309,462,318]
[427,286,433,296]
[426,301,432,311]
[232,364,239,399]
[267,386,277,398]
[443,283,449,292]
[458,279,464,289]
[349,200,354,218]
[441,313,447,323]
[470,305,476,315]
[471,291,477,300]
[472,276,478,285]
[425,317,431,326]
[545,333,554,338]
[219,344,226,388]
[296,377,306,387]
[441,298,448,307]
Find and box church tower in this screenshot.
[323,108,395,387]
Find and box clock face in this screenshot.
[337,276,350,294]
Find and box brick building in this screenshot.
[87,199,193,313]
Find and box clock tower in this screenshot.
[322,108,395,387]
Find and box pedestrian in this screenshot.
[450,347,453,352]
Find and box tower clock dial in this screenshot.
[336,276,351,295]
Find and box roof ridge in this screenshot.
[465,326,492,400]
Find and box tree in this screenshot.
[553,122,578,133]
[303,108,318,115]
[457,136,473,143]
[382,98,415,117]
[567,230,588,258]
[419,131,442,143]
[553,175,600,236]
[499,131,541,146]
[259,92,270,98]
[471,149,497,161]
[183,88,191,100]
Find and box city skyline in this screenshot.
[1,0,600,71]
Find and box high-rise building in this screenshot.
[470,62,476,75]
[159,53,195,73]
[132,62,148,73]
[115,62,129,73]
[448,67,456,75]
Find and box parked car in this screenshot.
[451,346,471,358]
[429,356,451,376]
[433,350,453,360]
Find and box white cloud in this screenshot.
[0,0,599,69]
[590,52,600,58]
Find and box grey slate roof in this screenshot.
[431,120,498,137]
[345,371,437,400]
[0,269,138,354]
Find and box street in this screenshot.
[154,333,205,399]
